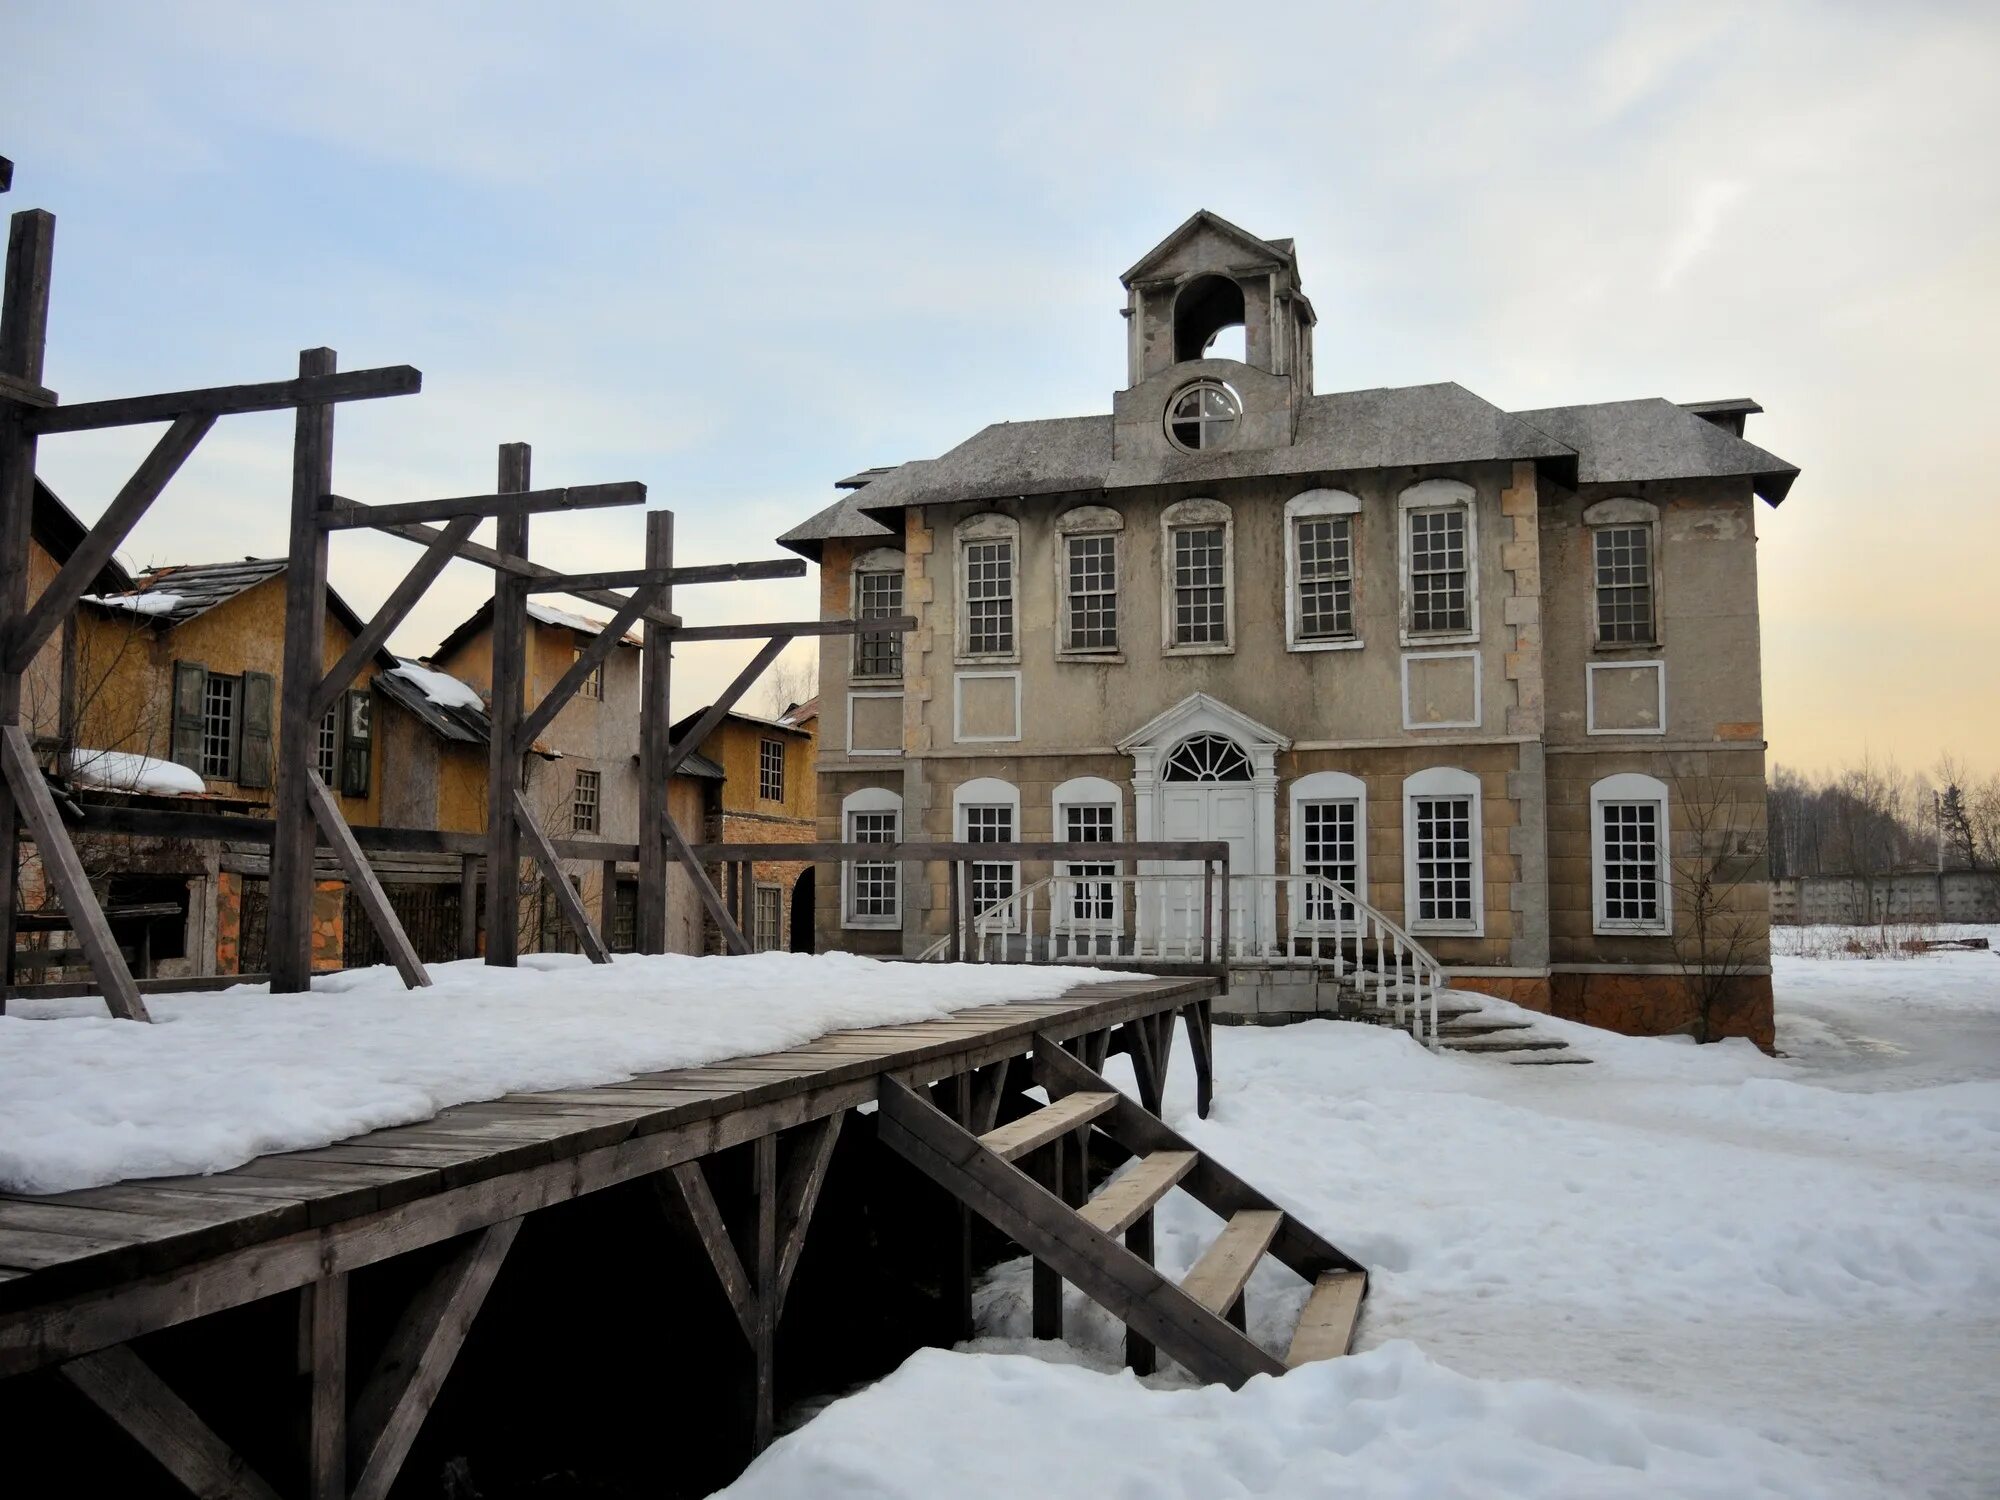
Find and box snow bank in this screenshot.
[388,658,485,711]
[66,749,205,796]
[0,953,1117,1194]
[722,1342,1839,1499]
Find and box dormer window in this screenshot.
[1165,382,1240,453]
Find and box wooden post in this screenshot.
[484,443,531,965]
[635,511,674,952]
[599,858,617,950]
[268,347,338,992]
[0,208,55,990]
[946,859,961,963]
[305,1273,348,1500]
[1032,1134,1063,1341]
[457,854,479,959]
[752,1131,778,1455]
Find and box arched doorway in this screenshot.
[789,867,815,953]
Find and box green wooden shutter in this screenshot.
[340,688,373,797]
[170,661,208,772]
[238,671,275,789]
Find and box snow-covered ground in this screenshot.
[728,931,2000,1499]
[0,953,1116,1195]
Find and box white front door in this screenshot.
[1157,781,1256,955]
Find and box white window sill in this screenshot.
[1163,643,1234,657]
[842,915,902,931]
[849,674,904,686]
[954,654,1021,668]
[1288,637,1364,653]
[1591,643,1661,656]
[1593,920,1670,937]
[1409,920,1484,938]
[1057,651,1125,665]
[1401,631,1480,648]
[846,747,903,758]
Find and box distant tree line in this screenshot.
[1768,756,2000,880]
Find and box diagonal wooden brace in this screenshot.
[1,725,148,1020]
[664,811,749,955]
[6,412,214,671]
[60,1345,284,1500]
[306,775,431,988]
[513,582,660,752]
[309,513,480,724]
[664,635,790,776]
[511,789,610,962]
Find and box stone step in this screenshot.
[1439,1035,1569,1054]
[1435,1018,1535,1037]
[1509,1054,1594,1066]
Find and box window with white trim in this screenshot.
[1592,773,1670,934]
[759,738,785,802]
[1052,775,1123,930]
[752,886,782,951]
[854,565,904,678]
[1296,515,1354,640]
[1399,480,1478,642]
[571,768,600,834]
[958,515,1019,659]
[1300,800,1360,922]
[315,705,339,786]
[954,777,1020,927]
[1403,767,1483,934]
[842,788,902,928]
[200,674,240,780]
[1161,498,1233,652]
[1064,533,1118,652]
[1593,526,1655,645]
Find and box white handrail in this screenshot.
[917,869,1447,1047]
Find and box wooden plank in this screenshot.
[664,614,914,644]
[307,775,431,988]
[309,512,479,722]
[29,364,421,434]
[348,1218,521,1500]
[6,412,214,670]
[978,1091,1116,1163]
[305,1274,347,1500]
[512,789,610,963]
[59,1344,284,1499]
[530,558,807,594]
[1285,1270,1365,1366]
[483,444,530,965]
[319,480,643,530]
[1077,1151,1195,1237]
[0,725,147,1019]
[370,517,682,629]
[1180,1209,1282,1317]
[514,580,660,750]
[659,1161,756,1341]
[0,370,53,405]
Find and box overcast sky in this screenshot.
[8,1,1998,774]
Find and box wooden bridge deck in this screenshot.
[0,973,1214,1381]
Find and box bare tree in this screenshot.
[761,645,818,719]
[1669,772,1766,1044]
[1932,755,1980,870]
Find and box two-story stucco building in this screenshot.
[779,211,1798,1046]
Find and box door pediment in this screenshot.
[1117,692,1291,755]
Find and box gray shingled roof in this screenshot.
[776,491,897,558]
[1516,398,1798,504]
[373,666,492,746]
[89,557,289,626]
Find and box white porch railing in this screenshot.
[920,869,1447,1048]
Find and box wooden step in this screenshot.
[1078,1150,1196,1237]
[978,1091,1117,1162]
[1181,1208,1283,1316]
[1436,1018,1533,1037]
[1286,1271,1365,1366]
[1440,1036,1567,1054]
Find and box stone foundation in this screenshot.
[1454,970,1774,1051]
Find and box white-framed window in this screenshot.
[1052,775,1124,927]
[752,885,783,951]
[1402,766,1483,935]
[852,547,907,679]
[200,673,240,779]
[1582,498,1661,649]
[1160,497,1233,653]
[1398,480,1478,644]
[1284,489,1363,650]
[759,737,785,802]
[315,705,339,786]
[1054,504,1124,657]
[571,768,600,834]
[954,776,1021,927]
[841,787,902,929]
[1591,773,1671,935]
[1290,770,1367,924]
[573,646,604,700]
[957,513,1019,661]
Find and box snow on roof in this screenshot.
[389,659,485,712]
[80,590,185,617]
[66,749,205,796]
[527,601,641,644]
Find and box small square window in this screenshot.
[1594,526,1655,644]
[854,569,905,678]
[571,768,600,834]
[573,647,604,700]
[847,809,900,922]
[759,738,785,802]
[200,675,240,780]
[752,886,783,951]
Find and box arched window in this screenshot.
[1052,775,1125,927]
[1591,773,1671,934]
[953,776,1022,924]
[1173,274,1247,363]
[1291,770,1367,922]
[1160,497,1234,652]
[840,786,902,929]
[1402,766,1483,934]
[1162,734,1253,782]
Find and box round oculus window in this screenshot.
[1165,381,1240,453]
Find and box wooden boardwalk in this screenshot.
[0,974,1216,1498]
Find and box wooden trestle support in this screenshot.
[0,160,915,1011]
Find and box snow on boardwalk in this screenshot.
[728,935,2000,1500]
[0,952,1117,1196]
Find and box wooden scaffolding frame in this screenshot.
[0,161,914,1016]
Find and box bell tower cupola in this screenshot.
[1113,211,1316,460]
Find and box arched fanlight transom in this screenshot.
[1161,733,1253,782]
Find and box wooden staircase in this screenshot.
[876,1036,1367,1387]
